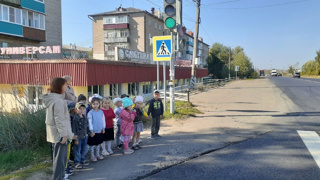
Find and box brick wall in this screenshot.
[39,0,62,59]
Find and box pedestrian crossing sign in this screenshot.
[153,36,172,61]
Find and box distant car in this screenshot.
[271,70,278,77]
[277,73,282,76]
[293,72,300,78]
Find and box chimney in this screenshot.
[198,37,203,41]
[187,31,194,37]
[151,7,155,14]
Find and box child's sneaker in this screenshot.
[75,163,82,169]
[65,168,73,176]
[124,149,134,154]
[64,174,70,180]
[81,160,89,166]
[132,144,139,150]
[108,149,113,154]
[90,156,97,162]
[117,144,123,149]
[102,151,110,156]
[138,139,142,144]
[97,155,104,160]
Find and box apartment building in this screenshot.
[0,0,62,59]
[89,6,164,60]
[180,31,209,67]
[62,44,92,59]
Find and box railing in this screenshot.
[105,37,130,43]
[0,0,20,5]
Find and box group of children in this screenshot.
[64,90,164,178]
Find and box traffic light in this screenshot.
[164,0,176,30]
[177,25,186,51]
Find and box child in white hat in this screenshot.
[113,98,124,149]
[132,96,144,149]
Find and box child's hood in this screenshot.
[43,93,64,107]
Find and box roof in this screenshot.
[89,7,144,17]
[62,45,92,52]
[89,6,164,22]
[0,59,208,86]
[186,33,210,46]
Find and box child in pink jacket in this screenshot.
[119,97,137,154]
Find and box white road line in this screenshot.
[297,130,320,168]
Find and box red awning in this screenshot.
[0,59,208,86]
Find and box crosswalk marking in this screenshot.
[297,130,320,168]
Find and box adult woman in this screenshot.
[43,77,76,180]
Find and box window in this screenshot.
[148,20,151,26]
[142,82,151,94]
[9,7,14,23]
[155,22,157,29]
[27,86,43,105]
[120,30,128,37]
[88,85,105,97]
[159,24,161,31]
[35,0,44,3]
[33,13,39,28]
[109,84,122,98]
[39,14,45,29]
[22,10,27,25]
[148,33,151,39]
[3,6,8,21]
[128,83,139,96]
[0,5,2,21]
[28,11,33,27]
[15,9,21,24]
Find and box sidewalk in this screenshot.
[70,79,296,180]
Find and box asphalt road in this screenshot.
[144,77,320,180]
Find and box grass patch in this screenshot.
[142,100,203,121]
[0,146,51,176]
[0,162,51,180]
[163,101,203,120]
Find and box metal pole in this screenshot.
[170,32,175,114]
[163,62,166,111]
[229,47,231,81]
[157,61,159,90]
[191,0,201,87]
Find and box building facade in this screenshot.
[62,44,92,59]
[179,31,209,67]
[89,6,165,60]
[0,59,208,112]
[0,0,62,59]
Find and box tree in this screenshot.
[231,47,253,78]
[301,60,317,75]
[288,65,295,74]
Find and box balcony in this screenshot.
[0,0,20,7]
[186,41,193,46]
[104,23,129,30]
[105,51,115,56]
[105,37,130,43]
[23,26,46,42]
[186,50,193,55]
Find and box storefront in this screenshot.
[0,59,208,112]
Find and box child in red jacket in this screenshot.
[101,97,116,156]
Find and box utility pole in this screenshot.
[229,47,231,80]
[191,0,200,88]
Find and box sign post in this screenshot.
[235,66,239,80]
[153,35,172,112]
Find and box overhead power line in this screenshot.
[203,0,308,9]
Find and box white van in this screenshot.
[271,70,277,77]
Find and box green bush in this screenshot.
[0,109,47,152]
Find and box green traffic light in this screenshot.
[165,17,175,29]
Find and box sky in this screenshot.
[61,0,320,70]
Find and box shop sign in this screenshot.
[115,47,152,64]
[0,46,61,55]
